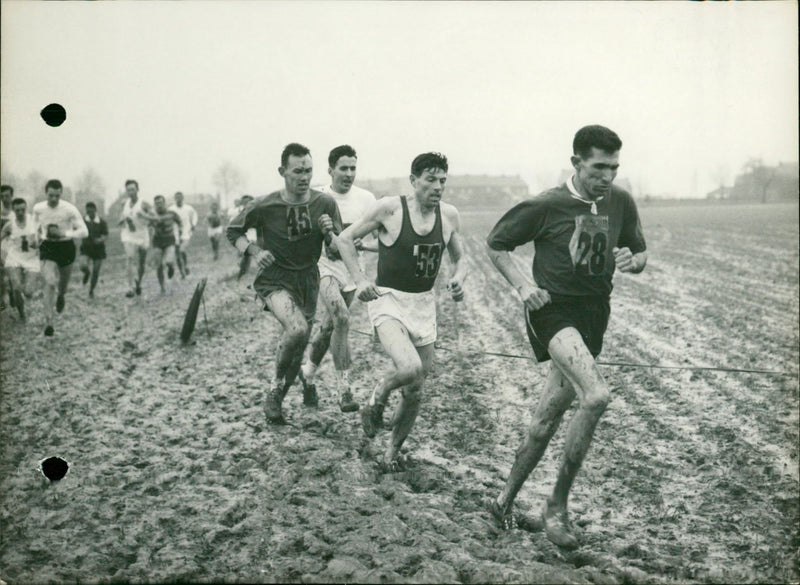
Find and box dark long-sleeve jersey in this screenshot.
[226,189,343,271]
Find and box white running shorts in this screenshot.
[368,287,437,347]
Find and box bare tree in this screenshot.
[743,158,776,203]
[212,161,246,208]
[1,160,20,189]
[75,167,107,206]
[22,170,48,201]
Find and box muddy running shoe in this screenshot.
[125,289,135,298]
[44,325,54,337]
[264,388,286,424]
[339,390,359,413]
[56,294,65,313]
[298,370,318,407]
[542,501,579,549]
[485,498,515,531]
[360,401,385,438]
[302,382,319,408]
[135,282,142,296]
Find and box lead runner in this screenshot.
[337,152,467,470]
[226,143,343,424]
[485,125,648,548]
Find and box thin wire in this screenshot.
[350,329,796,377]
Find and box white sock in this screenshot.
[301,361,318,382]
[369,382,381,406]
[335,369,350,393]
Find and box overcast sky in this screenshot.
[1,1,797,205]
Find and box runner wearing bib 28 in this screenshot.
[485,125,647,549]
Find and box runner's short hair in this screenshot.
[154,194,165,203]
[125,179,139,189]
[12,197,26,207]
[328,145,357,168]
[411,152,448,177]
[45,179,62,192]
[85,201,97,210]
[573,125,622,158]
[281,143,311,167]
[1,185,13,195]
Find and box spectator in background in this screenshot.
[169,191,198,278]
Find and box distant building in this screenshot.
[360,174,529,207]
[729,161,799,203]
[706,186,730,201]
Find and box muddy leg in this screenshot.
[497,364,576,513]
[384,343,434,462]
[265,290,311,394]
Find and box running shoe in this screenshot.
[264,387,286,424]
[55,294,65,313]
[339,390,359,413]
[125,290,135,298]
[302,382,319,408]
[44,325,54,337]
[81,267,90,285]
[360,401,385,438]
[135,282,142,296]
[542,501,579,549]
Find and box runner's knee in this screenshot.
[285,320,309,344]
[396,360,423,387]
[582,385,610,413]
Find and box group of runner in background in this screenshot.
[1,126,648,549]
[0,182,224,332]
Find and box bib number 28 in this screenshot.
[575,231,607,275]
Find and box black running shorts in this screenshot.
[39,239,77,267]
[253,263,320,322]
[79,241,106,260]
[525,294,610,362]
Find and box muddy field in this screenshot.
[1,201,798,584]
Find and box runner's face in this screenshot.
[329,156,357,194]
[175,193,183,206]
[86,207,96,219]
[154,198,166,213]
[411,168,447,210]
[573,148,619,200]
[1,191,11,207]
[46,188,62,207]
[280,154,313,197]
[13,203,26,221]
[126,184,138,199]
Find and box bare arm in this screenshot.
[486,245,551,311]
[338,199,394,301]
[613,247,648,274]
[443,206,467,301]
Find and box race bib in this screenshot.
[286,205,312,241]
[569,214,609,276]
[413,243,442,279]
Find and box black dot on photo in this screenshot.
[41,103,67,127]
[41,456,69,481]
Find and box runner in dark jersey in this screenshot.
[337,152,467,471]
[1,185,15,311]
[207,201,224,260]
[149,195,182,294]
[78,202,109,298]
[226,143,342,424]
[485,125,648,549]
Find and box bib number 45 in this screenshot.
[286,205,312,240]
